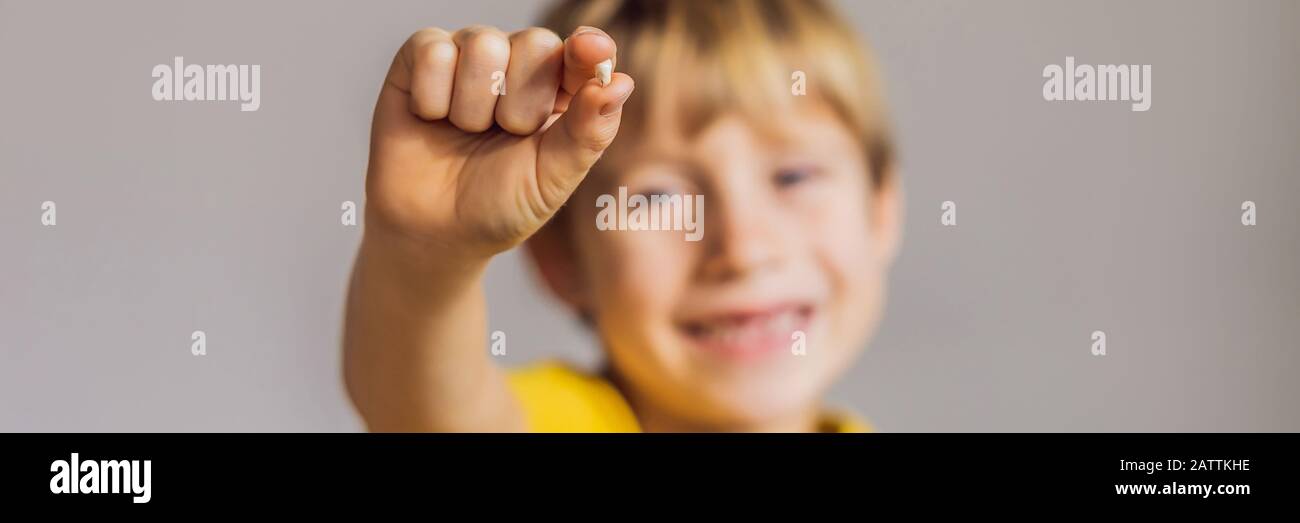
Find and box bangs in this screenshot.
[542,0,894,185]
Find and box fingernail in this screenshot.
[573,25,600,36]
[600,87,633,116]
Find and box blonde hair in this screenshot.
[540,0,896,187]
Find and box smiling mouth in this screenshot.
[680,304,814,360]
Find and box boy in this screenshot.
[343,0,900,432]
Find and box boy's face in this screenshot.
[536,102,899,429]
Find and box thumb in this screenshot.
[535,72,634,211]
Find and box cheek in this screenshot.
[576,224,695,334]
[578,228,703,387]
[799,171,874,269]
[803,180,882,347]
[817,193,875,281]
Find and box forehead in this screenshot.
[598,100,860,171]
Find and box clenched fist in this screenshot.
[365,25,634,258]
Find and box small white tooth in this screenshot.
[595,59,612,86]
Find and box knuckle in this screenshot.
[511,27,562,53]
[462,28,510,57]
[580,121,619,153]
[408,27,449,46]
[414,41,456,69]
[413,26,449,38]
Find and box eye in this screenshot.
[774,166,820,189]
[634,186,673,198]
[628,176,692,198]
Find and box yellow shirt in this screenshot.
[507,361,872,433]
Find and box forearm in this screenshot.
[342,228,522,432]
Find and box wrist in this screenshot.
[356,224,491,307]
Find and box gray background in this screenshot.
[1,0,1297,432]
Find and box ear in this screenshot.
[524,214,586,311]
[871,169,903,267]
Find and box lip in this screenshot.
[677,302,815,361]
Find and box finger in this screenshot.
[495,28,564,135]
[407,28,458,121]
[372,28,445,138]
[449,26,510,132]
[536,72,634,210]
[561,26,617,97]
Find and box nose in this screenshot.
[697,184,784,282]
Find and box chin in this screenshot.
[682,361,835,429]
[614,321,852,430]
